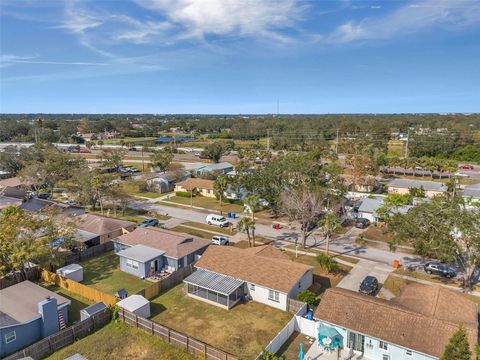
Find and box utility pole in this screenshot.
[141,146,145,172]
[266,129,270,154]
[335,128,339,155]
[405,129,410,158]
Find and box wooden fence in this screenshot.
[40,269,117,306]
[138,264,195,300]
[0,267,40,290]
[120,308,237,360]
[4,309,111,360]
[63,241,114,266]
[287,297,306,314]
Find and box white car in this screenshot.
[211,235,230,245]
[206,214,229,227]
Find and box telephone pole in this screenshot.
[335,128,339,154]
[266,129,270,154]
[405,129,410,158]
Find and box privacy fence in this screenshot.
[138,264,195,300]
[0,267,39,290]
[63,241,114,266]
[120,308,237,360]
[4,309,111,360]
[40,269,117,306]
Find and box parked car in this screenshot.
[355,218,371,229]
[206,214,229,227]
[359,276,378,295]
[37,193,51,200]
[211,235,230,245]
[459,164,474,170]
[423,262,456,278]
[139,218,159,227]
[79,148,91,153]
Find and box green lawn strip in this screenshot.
[46,320,192,360]
[80,251,149,295]
[166,195,244,213]
[39,282,93,324]
[150,284,291,359]
[394,268,480,292]
[283,245,359,264]
[183,221,236,235]
[170,226,213,239]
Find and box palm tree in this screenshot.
[214,175,229,215]
[244,194,259,246]
[319,210,341,255]
[237,217,256,247]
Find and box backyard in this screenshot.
[276,331,312,359]
[149,284,292,359]
[80,251,149,296]
[46,321,192,360]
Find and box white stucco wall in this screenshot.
[288,269,314,299]
[246,282,287,311]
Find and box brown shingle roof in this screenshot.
[0,177,23,188]
[116,227,210,259]
[74,213,135,236]
[243,244,291,260]
[176,178,214,191]
[314,286,478,358]
[195,246,313,293]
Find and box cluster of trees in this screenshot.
[386,156,458,176]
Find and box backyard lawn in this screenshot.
[46,321,192,360]
[150,284,292,359]
[39,283,93,324]
[164,195,244,213]
[80,251,149,296]
[276,331,312,359]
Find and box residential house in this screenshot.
[193,162,234,176]
[183,245,313,311]
[175,178,216,198]
[356,197,411,223]
[74,213,136,244]
[0,177,24,190]
[114,227,210,278]
[387,179,447,198]
[463,184,480,206]
[145,170,190,193]
[0,281,70,357]
[20,198,85,216]
[342,175,379,193]
[0,195,23,211]
[313,285,478,360]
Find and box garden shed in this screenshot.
[117,294,151,318]
[56,263,84,282]
[80,301,108,321]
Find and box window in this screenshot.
[250,284,255,291]
[268,289,280,302]
[5,331,16,344]
[126,259,139,269]
[382,355,390,360]
[405,350,413,357]
[379,341,388,351]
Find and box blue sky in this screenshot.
[1,0,480,114]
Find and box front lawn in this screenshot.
[183,221,236,235]
[46,321,192,360]
[166,195,244,213]
[170,226,212,239]
[150,284,292,359]
[80,251,149,296]
[39,283,93,324]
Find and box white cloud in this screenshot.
[328,0,480,43]
[0,54,109,67]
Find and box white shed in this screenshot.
[80,301,108,321]
[117,294,151,318]
[56,263,83,282]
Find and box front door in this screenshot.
[347,331,365,353]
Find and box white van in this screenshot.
[206,214,229,227]
[211,235,230,245]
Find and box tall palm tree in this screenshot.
[319,210,341,255]
[214,175,229,215]
[237,217,256,247]
[244,194,259,246]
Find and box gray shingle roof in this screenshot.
[358,197,383,214]
[81,302,107,316]
[117,244,165,263]
[184,269,244,295]
[388,179,447,192]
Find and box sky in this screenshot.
[1,0,480,114]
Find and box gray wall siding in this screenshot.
[164,256,178,270]
[119,256,148,278]
[0,318,42,357]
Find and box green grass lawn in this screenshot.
[283,245,359,265]
[80,251,149,296]
[46,321,192,360]
[166,195,244,213]
[39,283,93,324]
[183,221,237,235]
[150,284,292,359]
[121,181,161,199]
[170,225,213,239]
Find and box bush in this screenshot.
[316,253,339,273]
[297,290,317,305]
[175,191,194,198]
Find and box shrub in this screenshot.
[176,191,194,198]
[316,253,339,273]
[297,290,317,305]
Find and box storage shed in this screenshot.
[56,263,83,282]
[80,302,107,321]
[117,295,151,318]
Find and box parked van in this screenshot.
[206,214,229,227]
[211,235,230,245]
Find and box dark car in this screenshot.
[37,193,51,200]
[423,262,456,278]
[355,218,371,229]
[359,276,378,295]
[139,218,160,228]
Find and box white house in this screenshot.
[357,197,411,223]
[183,245,313,311]
[387,179,447,198]
[312,285,478,360]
